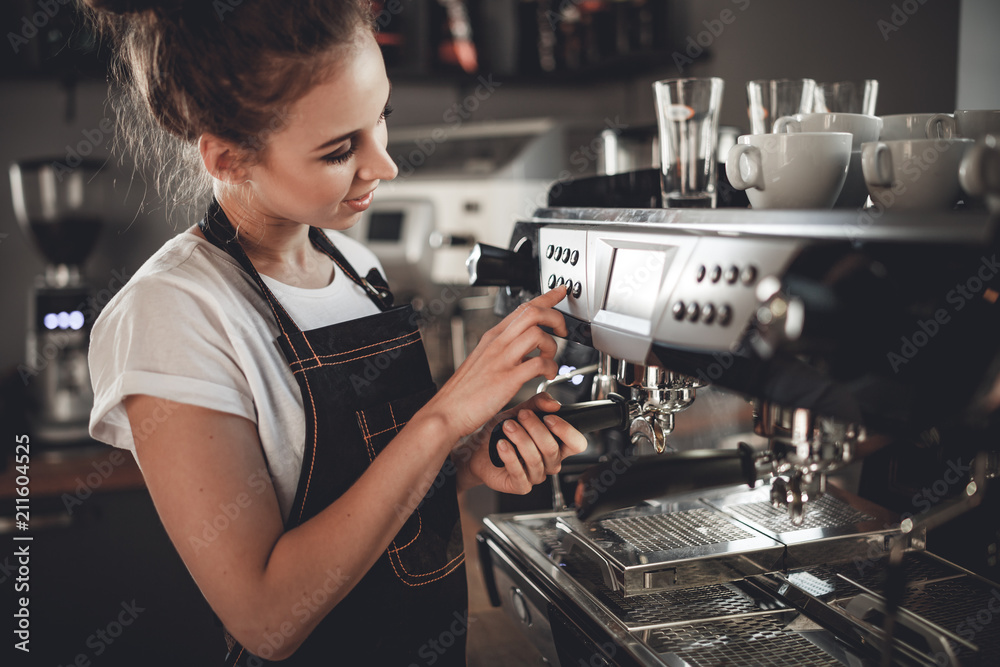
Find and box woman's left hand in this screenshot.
[453,392,588,495]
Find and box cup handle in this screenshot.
[926,113,956,139]
[959,141,1000,197]
[726,144,763,191]
[773,117,800,134]
[861,142,893,187]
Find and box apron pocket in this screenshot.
[354,386,465,586]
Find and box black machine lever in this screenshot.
[466,242,538,290]
[489,394,629,467]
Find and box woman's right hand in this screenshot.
[424,285,569,441]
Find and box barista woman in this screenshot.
[83,1,586,664]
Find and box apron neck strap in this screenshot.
[198,200,303,344]
[306,226,395,311]
[198,199,395,312]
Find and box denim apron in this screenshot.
[198,201,467,666]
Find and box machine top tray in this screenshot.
[528,206,998,243]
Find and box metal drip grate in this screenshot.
[784,552,965,601]
[725,494,876,534]
[647,614,840,666]
[600,509,756,553]
[896,579,1000,662]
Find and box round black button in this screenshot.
[672,301,686,320]
[557,276,566,287]
[554,247,563,262]
[710,266,722,283]
[572,281,582,298]
[570,250,580,266]
[725,266,739,284]
[741,265,757,285]
[718,304,733,326]
[547,274,557,289]
[696,265,707,282]
[562,249,571,263]
[686,302,700,322]
[701,303,716,324]
[546,245,555,259]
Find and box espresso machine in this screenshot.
[469,199,1000,665]
[10,158,106,446]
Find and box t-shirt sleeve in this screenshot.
[88,276,257,454]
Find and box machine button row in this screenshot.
[672,300,733,326]
[547,274,583,298]
[696,263,757,286]
[545,245,580,266]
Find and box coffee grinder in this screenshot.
[9,158,106,446]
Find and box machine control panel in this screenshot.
[537,224,802,360]
[656,237,800,350]
[538,226,591,321]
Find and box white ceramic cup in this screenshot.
[879,113,955,140]
[945,110,1000,140]
[773,112,882,150]
[959,135,1000,213]
[861,138,974,210]
[726,132,851,209]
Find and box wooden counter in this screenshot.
[0,441,145,500]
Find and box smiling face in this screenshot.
[238,30,397,231]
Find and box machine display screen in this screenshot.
[367,211,404,242]
[602,247,677,321]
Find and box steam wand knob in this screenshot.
[467,242,538,291]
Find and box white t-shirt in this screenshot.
[88,227,384,521]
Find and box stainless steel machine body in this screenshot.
[473,206,1000,665]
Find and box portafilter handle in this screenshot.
[488,393,630,467]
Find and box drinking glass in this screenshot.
[813,79,879,115]
[653,77,724,208]
[746,79,816,134]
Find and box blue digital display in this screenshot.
[43,310,85,331]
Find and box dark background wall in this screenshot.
[0,0,993,411]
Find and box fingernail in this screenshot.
[543,415,558,428]
[497,440,508,452]
[539,391,560,406]
[503,420,516,433]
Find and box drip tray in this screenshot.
[556,482,904,597]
